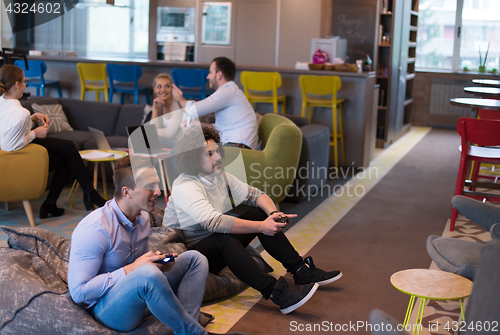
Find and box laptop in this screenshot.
[88,127,112,150]
[126,124,169,157]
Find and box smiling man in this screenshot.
[164,127,343,314]
[172,57,259,150]
[68,156,211,334]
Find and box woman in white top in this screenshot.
[143,74,183,146]
[0,65,106,218]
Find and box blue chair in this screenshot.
[106,64,151,105]
[171,68,209,100]
[14,60,62,97]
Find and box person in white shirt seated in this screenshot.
[172,57,259,150]
[0,64,106,218]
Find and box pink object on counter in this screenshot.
[312,49,329,64]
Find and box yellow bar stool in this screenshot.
[299,75,345,167]
[241,71,286,114]
[77,62,109,102]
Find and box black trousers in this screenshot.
[189,206,304,299]
[33,137,94,204]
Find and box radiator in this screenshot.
[429,79,475,117]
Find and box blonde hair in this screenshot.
[0,65,24,95]
[152,73,173,117]
[152,73,172,88]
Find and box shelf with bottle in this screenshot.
[380,0,393,14]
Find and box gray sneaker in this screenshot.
[270,276,319,314]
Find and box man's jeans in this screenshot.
[91,250,209,335]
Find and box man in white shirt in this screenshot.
[172,57,259,150]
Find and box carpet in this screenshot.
[222,128,461,335]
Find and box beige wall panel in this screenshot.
[235,1,277,67]
[278,0,321,67]
[158,0,196,7]
[197,46,236,64]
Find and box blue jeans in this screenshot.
[91,250,209,334]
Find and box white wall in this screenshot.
[277,0,322,67]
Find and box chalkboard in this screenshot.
[330,0,377,62]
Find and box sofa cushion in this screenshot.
[59,98,121,135]
[0,226,212,334]
[47,130,94,151]
[114,104,146,137]
[31,103,74,133]
[2,225,71,284]
[0,248,69,332]
[21,98,61,114]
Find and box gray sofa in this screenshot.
[20,98,145,151]
[0,220,271,334]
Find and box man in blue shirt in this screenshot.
[68,156,210,334]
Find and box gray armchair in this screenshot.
[426,196,500,280]
[369,238,500,335]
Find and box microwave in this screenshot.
[157,7,195,43]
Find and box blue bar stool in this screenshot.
[14,60,62,97]
[106,63,151,105]
[171,68,209,100]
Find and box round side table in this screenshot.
[390,269,473,335]
[70,150,128,208]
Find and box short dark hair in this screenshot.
[174,127,224,175]
[212,57,236,82]
[113,156,153,199]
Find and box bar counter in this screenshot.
[29,55,377,168]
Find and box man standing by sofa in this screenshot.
[163,127,343,314]
[172,57,259,150]
[68,156,211,334]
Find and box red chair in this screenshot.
[451,117,500,231]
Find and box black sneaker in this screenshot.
[270,276,319,314]
[292,256,343,286]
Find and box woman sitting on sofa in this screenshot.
[143,74,183,147]
[0,65,106,218]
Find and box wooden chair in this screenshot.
[14,60,62,97]
[106,63,151,105]
[171,68,209,100]
[450,117,500,231]
[77,62,109,102]
[299,75,345,167]
[241,71,286,114]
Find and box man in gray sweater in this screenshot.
[163,127,342,314]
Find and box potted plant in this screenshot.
[478,42,490,73]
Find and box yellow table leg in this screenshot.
[93,162,98,190]
[414,298,426,335]
[70,183,80,209]
[404,295,415,326]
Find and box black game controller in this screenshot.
[274,215,289,224]
[154,254,175,264]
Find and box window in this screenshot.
[2,0,149,59]
[416,0,500,71]
[87,0,149,57]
